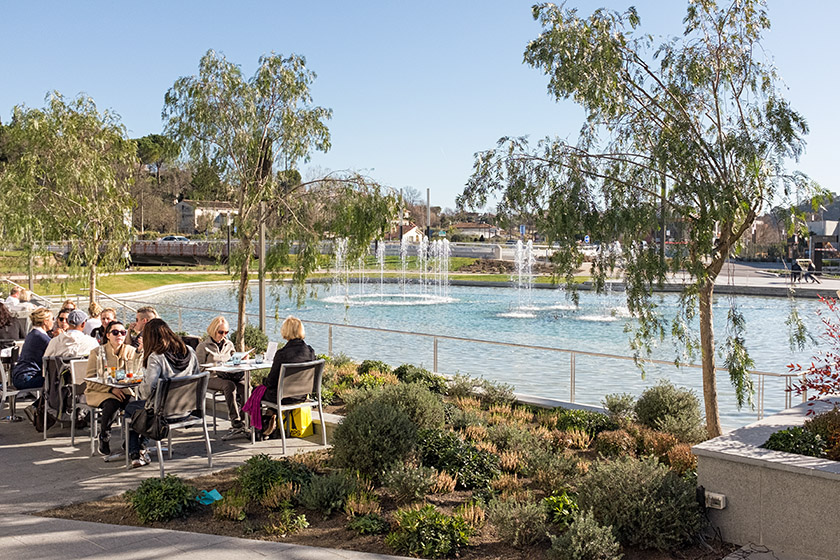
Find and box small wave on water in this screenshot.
[497,311,537,319]
[577,314,620,322]
[321,293,457,306]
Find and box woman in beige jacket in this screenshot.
[84,320,138,456]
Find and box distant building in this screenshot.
[450,222,500,239]
[175,200,238,233]
[384,223,423,243]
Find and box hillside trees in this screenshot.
[459,1,825,437]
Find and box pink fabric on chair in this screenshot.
[242,384,267,430]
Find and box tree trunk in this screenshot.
[88,260,97,307]
[699,277,722,438]
[235,239,252,352]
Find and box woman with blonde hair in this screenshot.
[196,316,245,440]
[84,301,103,336]
[11,308,54,390]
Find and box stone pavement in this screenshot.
[0,408,409,559]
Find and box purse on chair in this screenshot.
[131,407,170,440]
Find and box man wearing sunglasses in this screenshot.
[44,309,99,359]
[129,306,159,349]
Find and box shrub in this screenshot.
[634,427,678,457]
[477,377,516,406]
[126,475,198,523]
[665,444,698,475]
[525,448,583,493]
[499,450,523,473]
[561,428,593,450]
[288,448,332,473]
[229,323,268,354]
[264,506,309,536]
[393,363,447,394]
[487,422,537,454]
[260,481,298,510]
[446,373,481,399]
[491,473,525,495]
[344,382,445,430]
[449,407,484,431]
[332,400,418,477]
[381,462,437,504]
[214,490,247,521]
[577,456,703,550]
[487,494,548,546]
[347,513,390,535]
[594,430,636,458]
[556,408,617,437]
[542,490,578,528]
[298,471,359,517]
[431,470,458,494]
[344,491,381,517]
[418,428,501,490]
[602,393,636,425]
[327,352,354,367]
[357,359,392,375]
[549,510,623,560]
[634,381,705,443]
[238,454,313,500]
[386,504,473,559]
[762,427,826,458]
[454,501,486,530]
[804,406,840,441]
[462,423,489,442]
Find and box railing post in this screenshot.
[433,337,438,373]
[328,325,333,356]
[570,351,575,403]
[178,309,183,333]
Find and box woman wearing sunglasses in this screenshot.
[84,320,138,456]
[196,316,246,440]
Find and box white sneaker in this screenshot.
[221,427,249,441]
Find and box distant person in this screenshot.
[11,308,54,390]
[90,307,117,344]
[4,287,22,307]
[61,299,77,311]
[84,301,104,336]
[129,306,159,349]
[196,316,246,440]
[0,303,26,340]
[805,261,821,284]
[44,309,99,358]
[790,260,801,283]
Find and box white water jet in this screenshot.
[400,237,409,295]
[332,237,349,302]
[376,242,386,296]
[418,236,428,293]
[513,240,535,310]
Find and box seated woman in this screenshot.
[84,320,137,456]
[124,318,200,468]
[0,302,27,341]
[90,307,116,344]
[195,316,247,440]
[258,316,315,436]
[11,308,53,391]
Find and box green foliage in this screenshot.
[213,490,247,521]
[357,359,391,375]
[476,377,516,406]
[126,475,198,524]
[229,323,268,353]
[345,382,445,430]
[577,456,703,550]
[549,510,623,560]
[347,513,390,535]
[594,429,636,458]
[298,471,358,517]
[487,422,537,454]
[264,505,309,536]
[602,393,636,424]
[418,428,501,490]
[634,381,705,442]
[381,462,437,504]
[762,427,826,458]
[803,406,840,441]
[543,490,579,527]
[487,494,548,546]
[326,352,353,367]
[238,454,313,500]
[446,373,481,399]
[556,408,617,437]
[393,363,447,394]
[524,448,583,493]
[386,504,472,559]
[331,400,418,477]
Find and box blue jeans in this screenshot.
[125,399,147,455]
[12,373,43,390]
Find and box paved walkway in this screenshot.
[0,409,408,559]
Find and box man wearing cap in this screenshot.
[44,309,100,358]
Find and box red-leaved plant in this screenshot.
[788,296,840,411]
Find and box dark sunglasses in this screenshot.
[217,330,230,335]
[110,329,128,336]
[57,317,68,322]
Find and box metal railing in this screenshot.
[106,295,805,421]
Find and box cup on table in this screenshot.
[231,355,241,366]
[254,354,264,364]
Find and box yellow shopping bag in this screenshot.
[284,407,313,438]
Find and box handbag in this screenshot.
[131,407,170,440]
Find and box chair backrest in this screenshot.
[277,359,325,401]
[0,359,14,399]
[42,356,76,414]
[181,335,201,351]
[70,359,88,384]
[265,341,278,363]
[153,372,208,419]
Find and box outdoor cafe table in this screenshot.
[205,360,271,439]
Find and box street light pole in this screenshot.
[258,201,266,332]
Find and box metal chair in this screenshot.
[41,356,76,439]
[125,372,212,478]
[68,359,99,455]
[1,346,37,422]
[255,359,327,454]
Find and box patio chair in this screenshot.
[68,359,100,455]
[253,359,327,454]
[1,347,38,421]
[125,372,212,478]
[41,356,76,439]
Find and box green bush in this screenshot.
[549,510,623,560]
[634,381,705,443]
[487,422,538,454]
[357,359,392,375]
[477,377,516,406]
[804,406,840,441]
[486,495,548,546]
[556,408,617,436]
[542,490,578,528]
[344,382,445,430]
[446,373,481,399]
[264,505,309,536]
[418,428,501,490]
[126,475,198,523]
[298,471,359,517]
[762,426,826,457]
[602,393,636,424]
[238,454,313,500]
[524,448,582,493]
[386,504,472,559]
[326,352,354,367]
[393,363,447,394]
[594,429,636,458]
[229,323,268,354]
[213,490,247,521]
[577,456,703,550]
[381,462,437,504]
[347,513,390,535]
[332,400,418,477]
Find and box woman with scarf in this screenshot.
[196,316,246,440]
[125,318,200,468]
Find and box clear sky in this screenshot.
[1,1,837,209]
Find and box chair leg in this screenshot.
[125,413,131,469]
[168,431,173,459]
[70,407,76,446]
[211,393,217,435]
[203,421,213,468]
[157,440,165,479]
[318,403,327,447]
[277,410,286,455]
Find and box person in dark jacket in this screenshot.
[11,308,53,389]
[0,303,27,341]
[260,316,315,436]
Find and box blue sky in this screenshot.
[1,1,837,209]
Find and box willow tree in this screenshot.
[460,1,824,437]
[0,93,136,302]
[164,50,396,348]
